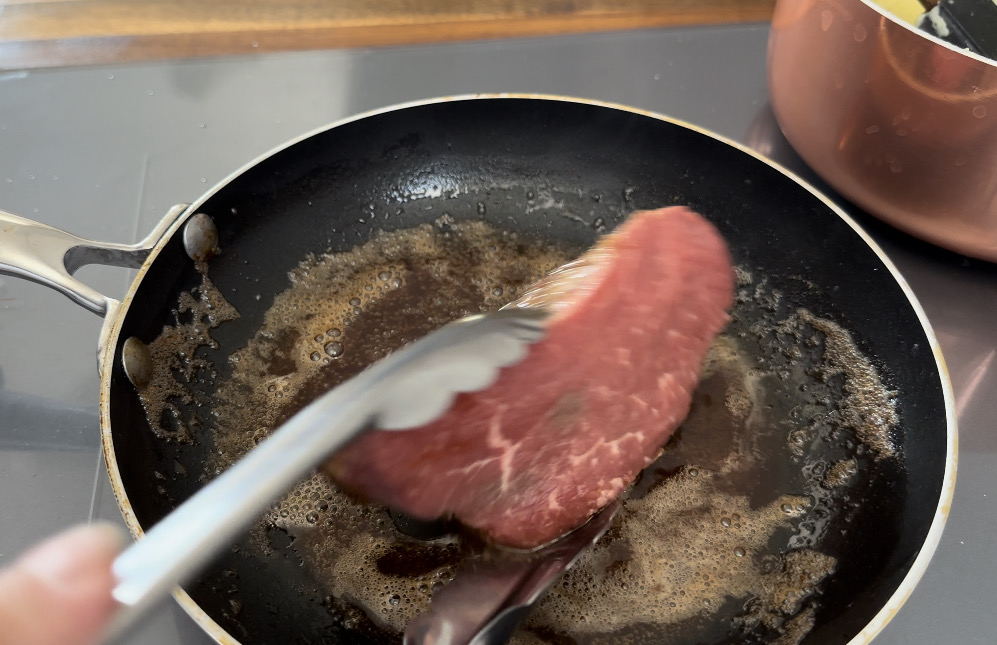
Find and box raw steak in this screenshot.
[325,206,734,549]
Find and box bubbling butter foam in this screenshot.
[138,218,899,644]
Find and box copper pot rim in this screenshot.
[873,15,997,103]
[863,0,997,66]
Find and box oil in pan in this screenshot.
[135,215,899,645]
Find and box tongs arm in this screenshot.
[404,499,621,645]
[102,308,548,644]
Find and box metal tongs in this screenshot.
[102,308,549,644]
[404,500,621,645]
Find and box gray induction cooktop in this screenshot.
[0,23,994,645]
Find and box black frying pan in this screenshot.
[0,96,954,645]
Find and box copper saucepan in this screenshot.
[768,0,997,261]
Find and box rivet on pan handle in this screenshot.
[182,212,219,262]
[122,337,153,389]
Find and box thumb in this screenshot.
[0,523,126,645]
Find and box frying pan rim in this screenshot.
[96,93,958,645]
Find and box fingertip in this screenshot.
[19,522,128,581]
[0,523,128,645]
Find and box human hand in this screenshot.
[0,523,125,645]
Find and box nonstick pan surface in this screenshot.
[97,96,954,645]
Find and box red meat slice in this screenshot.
[325,206,734,549]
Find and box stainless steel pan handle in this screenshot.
[0,204,189,317]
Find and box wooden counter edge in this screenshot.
[0,8,775,71]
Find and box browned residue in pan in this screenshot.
[799,310,897,460]
[136,218,900,645]
[134,262,239,441]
